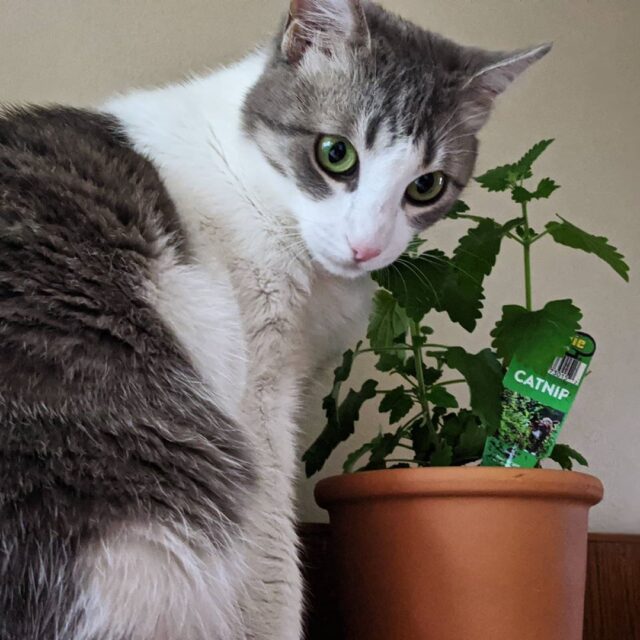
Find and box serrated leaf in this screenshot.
[437,218,504,331]
[333,349,355,384]
[376,351,404,372]
[546,217,630,281]
[343,440,378,473]
[373,250,450,322]
[476,140,554,192]
[362,431,405,471]
[455,424,488,460]
[452,218,504,279]
[515,139,554,176]
[512,185,533,204]
[503,217,525,234]
[440,413,464,445]
[446,200,471,218]
[422,367,443,386]
[406,236,427,255]
[411,420,436,461]
[491,300,582,374]
[367,290,410,350]
[401,357,442,385]
[532,177,560,199]
[379,386,414,424]
[427,386,459,408]
[430,441,453,467]
[475,164,516,192]
[444,347,504,430]
[549,444,589,470]
[377,221,502,332]
[302,378,378,477]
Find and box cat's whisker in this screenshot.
[396,257,441,305]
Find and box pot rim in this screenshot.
[315,467,604,508]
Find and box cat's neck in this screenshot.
[104,51,310,275]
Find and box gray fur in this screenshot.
[0,107,255,639]
[243,0,549,227]
[0,2,550,637]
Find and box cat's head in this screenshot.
[243,0,550,278]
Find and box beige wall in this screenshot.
[1,0,638,532]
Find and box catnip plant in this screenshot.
[303,140,629,477]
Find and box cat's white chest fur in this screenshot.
[105,51,371,639]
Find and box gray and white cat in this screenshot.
[0,1,550,638]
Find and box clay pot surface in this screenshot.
[315,467,603,640]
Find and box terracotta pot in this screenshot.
[315,467,603,640]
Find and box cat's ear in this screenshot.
[460,43,552,128]
[281,0,371,64]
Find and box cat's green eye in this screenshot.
[406,171,447,205]
[316,135,358,176]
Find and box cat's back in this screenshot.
[0,105,185,281]
[0,106,187,393]
[0,106,254,639]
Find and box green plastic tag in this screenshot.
[482,332,596,468]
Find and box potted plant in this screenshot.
[303,140,629,640]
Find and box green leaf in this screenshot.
[379,386,414,424]
[367,290,410,350]
[475,164,517,192]
[502,217,525,235]
[532,177,560,199]
[546,217,630,281]
[440,413,465,445]
[444,347,504,430]
[549,444,589,470]
[512,185,533,204]
[430,440,454,467]
[406,236,427,255]
[452,218,504,280]
[455,424,488,460]
[491,300,583,374]
[361,431,405,471]
[333,348,355,384]
[373,250,450,322]
[302,377,378,477]
[475,139,554,192]
[377,220,502,332]
[343,440,376,473]
[515,139,555,176]
[427,386,459,409]
[411,420,436,461]
[446,199,471,218]
[440,218,504,331]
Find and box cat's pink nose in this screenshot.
[351,244,382,263]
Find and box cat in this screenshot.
[0,1,550,638]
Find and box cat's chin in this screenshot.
[313,256,368,280]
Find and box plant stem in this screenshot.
[409,320,431,421]
[521,200,533,311]
[358,346,412,354]
[396,371,420,391]
[531,229,549,244]
[439,379,466,386]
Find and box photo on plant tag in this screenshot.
[498,389,565,456]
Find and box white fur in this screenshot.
[88,42,431,639]
[71,522,248,640]
[148,246,248,419]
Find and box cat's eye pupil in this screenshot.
[405,171,447,206]
[414,174,435,194]
[316,135,358,177]
[328,141,347,164]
